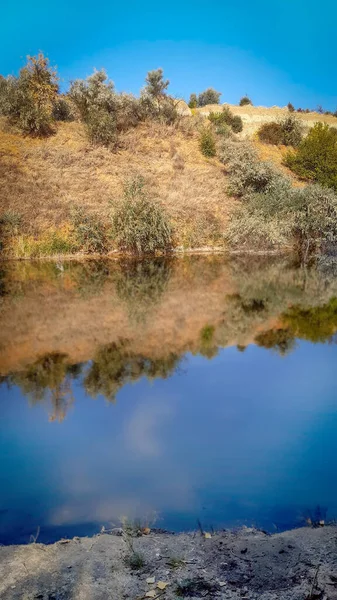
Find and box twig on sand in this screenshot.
[308,564,320,599]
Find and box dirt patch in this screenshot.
[1,527,337,599]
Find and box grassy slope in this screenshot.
[0,117,234,255]
[1,106,336,257]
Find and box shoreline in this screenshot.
[0,246,291,262]
[1,525,336,599]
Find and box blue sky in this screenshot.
[1,0,337,110]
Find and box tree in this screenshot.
[287,102,295,112]
[69,69,116,121]
[197,88,221,107]
[285,123,337,191]
[188,93,198,109]
[0,53,58,136]
[239,95,252,106]
[144,68,169,102]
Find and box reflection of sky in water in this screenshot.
[1,340,337,543]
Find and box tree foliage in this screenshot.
[239,96,252,106]
[285,123,337,191]
[197,88,221,106]
[111,176,172,254]
[144,68,169,101]
[0,53,58,136]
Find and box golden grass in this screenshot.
[0,118,234,253]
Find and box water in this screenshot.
[1,256,337,544]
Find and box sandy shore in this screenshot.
[1,526,337,599]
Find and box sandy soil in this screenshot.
[1,526,337,599]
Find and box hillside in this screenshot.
[0,105,336,258]
[0,117,234,256]
[196,103,337,136]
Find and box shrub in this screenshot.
[111,176,172,254]
[287,102,295,112]
[258,115,302,147]
[220,139,289,197]
[280,115,303,147]
[197,88,221,106]
[284,123,337,191]
[85,107,117,147]
[289,184,337,259]
[215,123,231,138]
[188,93,198,108]
[69,70,119,146]
[258,122,283,145]
[199,128,216,157]
[144,68,169,101]
[71,207,108,253]
[52,97,75,121]
[0,54,58,136]
[208,108,243,134]
[231,114,243,133]
[239,96,252,106]
[222,136,337,259]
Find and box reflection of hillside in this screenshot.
[1,256,337,382]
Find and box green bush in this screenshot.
[208,108,243,134]
[111,177,172,254]
[258,115,302,146]
[0,54,58,136]
[220,139,289,197]
[188,93,198,108]
[222,135,337,258]
[144,68,169,101]
[231,115,243,133]
[69,68,177,146]
[284,123,337,191]
[86,107,117,147]
[281,115,303,147]
[199,128,216,157]
[239,96,252,106]
[197,88,221,106]
[52,97,75,121]
[71,206,108,253]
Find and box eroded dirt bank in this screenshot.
[1,527,337,600]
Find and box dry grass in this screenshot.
[3,104,329,256]
[196,103,337,137]
[0,117,233,253]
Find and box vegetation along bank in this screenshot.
[1,54,337,261]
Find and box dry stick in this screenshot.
[309,564,320,599]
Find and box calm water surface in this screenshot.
[1,256,337,543]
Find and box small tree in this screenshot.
[239,96,252,106]
[285,123,337,191]
[287,102,295,112]
[111,177,172,254]
[199,128,216,157]
[144,68,169,102]
[69,70,119,146]
[188,93,198,109]
[0,53,58,136]
[197,88,221,106]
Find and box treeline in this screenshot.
[0,54,180,146]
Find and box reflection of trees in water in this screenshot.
[255,328,296,356]
[84,340,182,402]
[254,297,337,355]
[9,353,82,422]
[113,258,173,323]
[198,325,218,359]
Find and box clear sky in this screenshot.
[1,0,337,110]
